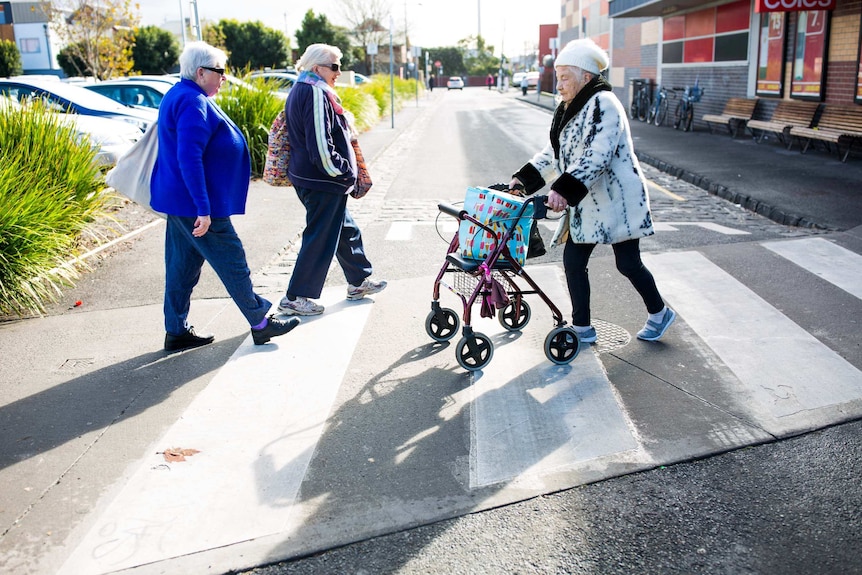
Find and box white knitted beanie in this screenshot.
[555,39,609,74]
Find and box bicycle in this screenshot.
[647,85,674,127]
[673,79,703,132]
[629,81,651,122]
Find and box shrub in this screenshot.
[0,104,106,316]
[337,86,380,132]
[215,75,284,178]
[0,39,22,77]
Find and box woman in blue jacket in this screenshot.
[151,41,299,351]
[277,43,386,316]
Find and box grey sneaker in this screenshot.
[637,308,676,341]
[277,296,324,316]
[573,326,597,344]
[346,278,387,301]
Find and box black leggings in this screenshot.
[563,238,665,326]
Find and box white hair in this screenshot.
[179,41,228,80]
[296,44,343,72]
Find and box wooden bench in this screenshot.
[746,100,820,146]
[789,104,862,162]
[702,97,758,137]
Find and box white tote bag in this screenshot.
[105,121,164,217]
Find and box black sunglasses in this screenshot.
[320,63,340,72]
[201,66,226,75]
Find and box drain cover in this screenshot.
[593,319,631,353]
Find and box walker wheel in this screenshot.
[425,307,460,342]
[456,332,494,371]
[498,299,531,332]
[544,326,580,365]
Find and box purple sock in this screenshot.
[252,317,268,330]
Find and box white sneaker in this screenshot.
[277,296,324,316]
[346,278,387,301]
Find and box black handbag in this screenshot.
[527,220,546,259]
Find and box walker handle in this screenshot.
[438,202,466,220]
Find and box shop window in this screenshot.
[791,10,829,100]
[756,12,786,97]
[663,0,750,65]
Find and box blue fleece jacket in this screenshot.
[285,78,356,194]
[150,79,251,217]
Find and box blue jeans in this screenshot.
[164,215,271,335]
[287,186,373,299]
[563,238,664,326]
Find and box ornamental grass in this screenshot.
[0,103,105,317]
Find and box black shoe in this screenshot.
[164,327,215,351]
[252,315,300,345]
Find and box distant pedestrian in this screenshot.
[508,38,675,343]
[277,43,387,317]
[486,73,494,90]
[520,73,529,96]
[151,41,300,351]
[429,75,435,91]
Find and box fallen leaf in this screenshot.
[160,447,200,462]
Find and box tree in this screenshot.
[426,46,466,77]
[205,19,290,70]
[56,42,89,77]
[0,39,22,77]
[48,0,139,79]
[460,35,500,76]
[335,0,390,72]
[294,10,356,70]
[132,25,179,74]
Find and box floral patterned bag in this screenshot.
[263,110,291,187]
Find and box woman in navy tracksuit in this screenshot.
[277,43,386,316]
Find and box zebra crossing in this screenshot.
[383,219,753,241]
[58,236,862,575]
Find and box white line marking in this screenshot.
[763,237,862,300]
[59,287,373,574]
[385,221,414,241]
[644,251,862,422]
[469,266,639,488]
[653,222,750,235]
[387,221,748,241]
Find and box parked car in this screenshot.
[353,73,370,85]
[247,71,297,94]
[0,93,139,166]
[63,114,141,166]
[512,72,527,87]
[0,77,156,132]
[525,71,540,87]
[447,76,464,90]
[84,78,173,109]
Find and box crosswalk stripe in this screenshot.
[59,288,373,574]
[763,237,862,300]
[384,221,748,241]
[644,250,862,429]
[467,266,641,488]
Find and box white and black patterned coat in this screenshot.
[524,91,654,245]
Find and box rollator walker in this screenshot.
[425,189,581,371]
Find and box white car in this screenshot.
[447,76,464,90]
[0,76,156,132]
[0,95,139,166]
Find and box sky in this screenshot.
[138,0,560,59]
